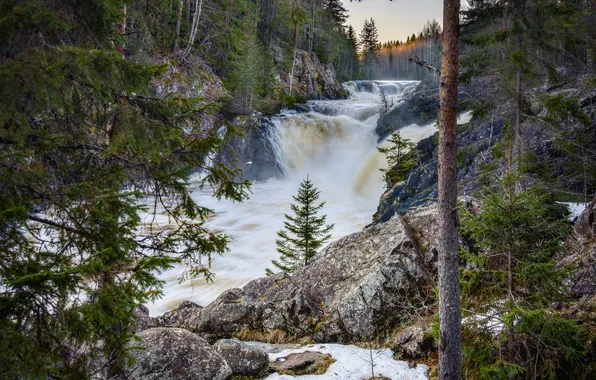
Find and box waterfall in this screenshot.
[147,80,451,316]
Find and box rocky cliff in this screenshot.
[374,74,596,222]
[279,50,348,101]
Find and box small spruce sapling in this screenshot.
[266,177,334,275]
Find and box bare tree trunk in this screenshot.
[174,0,183,52]
[437,0,462,378]
[513,32,523,193]
[116,4,127,57]
[289,0,301,95]
[502,1,508,64]
[182,0,203,59]
[289,44,298,95]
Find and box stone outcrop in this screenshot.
[280,50,348,100]
[152,206,439,342]
[375,75,596,223]
[213,339,269,376]
[374,114,503,222]
[392,325,435,359]
[128,328,232,380]
[375,92,439,142]
[216,116,285,182]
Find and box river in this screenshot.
[146,80,444,315]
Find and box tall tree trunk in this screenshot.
[513,31,523,193]
[182,0,203,59]
[174,0,183,52]
[502,0,508,64]
[116,4,127,57]
[438,0,462,378]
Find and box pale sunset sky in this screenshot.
[342,0,444,43]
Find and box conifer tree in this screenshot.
[459,160,588,378]
[378,132,418,188]
[359,18,380,78]
[266,177,334,274]
[0,1,250,377]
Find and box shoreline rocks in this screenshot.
[142,206,440,343]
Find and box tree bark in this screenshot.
[438,0,462,378]
[513,31,523,193]
[174,0,183,52]
[502,1,508,64]
[182,0,203,59]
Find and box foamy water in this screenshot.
[147,81,472,315]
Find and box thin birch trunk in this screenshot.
[182,0,203,59]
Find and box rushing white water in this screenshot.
[146,81,470,315]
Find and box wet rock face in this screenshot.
[213,339,269,376]
[217,117,285,182]
[128,328,232,380]
[374,117,504,222]
[156,206,439,342]
[560,197,596,297]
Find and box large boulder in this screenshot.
[392,325,435,359]
[158,206,438,342]
[128,328,232,380]
[133,305,158,332]
[213,339,269,376]
[155,300,203,329]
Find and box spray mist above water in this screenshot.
[146,81,469,315]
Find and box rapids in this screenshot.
[146,81,467,315]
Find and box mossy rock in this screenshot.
[269,352,336,376]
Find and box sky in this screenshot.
[342,0,443,43]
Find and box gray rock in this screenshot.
[129,327,232,380]
[269,351,334,375]
[217,117,285,182]
[155,300,203,329]
[133,305,158,332]
[375,92,439,141]
[169,206,438,342]
[393,325,434,359]
[213,339,269,376]
[280,50,347,100]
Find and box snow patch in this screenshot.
[264,344,428,380]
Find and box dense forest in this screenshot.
[1,0,596,379]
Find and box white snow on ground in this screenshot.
[264,344,428,380]
[557,202,589,221]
